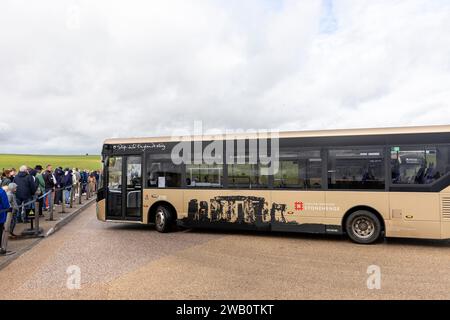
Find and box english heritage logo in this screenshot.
[294,201,341,212]
[294,201,304,211]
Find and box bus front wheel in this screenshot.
[155,206,173,233]
[345,210,382,244]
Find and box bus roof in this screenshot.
[103,124,450,144]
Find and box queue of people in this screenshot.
[0,165,100,253]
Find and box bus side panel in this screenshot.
[324,191,390,221]
[387,192,441,239]
[96,199,106,222]
[442,221,450,239]
[180,190,342,234]
[181,189,272,230]
[270,190,341,233]
[440,192,450,239]
[142,189,184,224]
[270,190,326,218]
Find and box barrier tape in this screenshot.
[0,182,90,215]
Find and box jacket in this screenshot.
[63,171,73,189]
[1,177,11,187]
[36,173,46,194]
[13,172,37,202]
[54,168,64,187]
[73,171,81,182]
[81,171,88,183]
[7,191,18,211]
[43,170,55,190]
[0,188,10,224]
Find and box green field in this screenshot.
[0,154,101,172]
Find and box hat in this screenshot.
[35,165,43,171]
[8,182,17,191]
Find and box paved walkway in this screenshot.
[1,203,450,299]
[0,194,96,270]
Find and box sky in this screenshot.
[0,0,450,155]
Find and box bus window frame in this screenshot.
[326,145,387,191]
[183,140,225,189]
[273,149,324,190]
[388,143,450,192]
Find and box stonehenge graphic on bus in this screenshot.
[185,196,294,226]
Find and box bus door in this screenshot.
[106,155,143,221]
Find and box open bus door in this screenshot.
[105,155,143,221]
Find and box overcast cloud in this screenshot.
[1,0,449,154]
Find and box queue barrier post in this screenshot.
[29,208,34,230]
[35,199,40,234]
[47,190,55,221]
[78,182,82,205]
[70,185,74,208]
[21,199,43,237]
[61,187,66,214]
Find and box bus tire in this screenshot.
[154,205,173,233]
[345,210,382,244]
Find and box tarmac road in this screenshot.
[0,203,449,300]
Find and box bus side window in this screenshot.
[328,148,385,190]
[147,161,181,188]
[391,145,450,185]
[273,149,322,190]
[186,164,223,188]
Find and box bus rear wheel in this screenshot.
[345,210,382,244]
[154,206,173,233]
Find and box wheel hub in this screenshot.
[352,217,375,239]
[156,210,165,228]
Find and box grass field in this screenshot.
[0,154,101,172]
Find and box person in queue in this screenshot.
[34,165,45,215]
[73,168,81,197]
[94,170,100,191]
[62,168,74,205]
[42,164,55,211]
[6,183,19,237]
[1,169,15,188]
[54,167,64,205]
[81,170,88,194]
[0,185,11,254]
[13,166,37,223]
[88,172,96,195]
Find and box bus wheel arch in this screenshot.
[148,201,177,232]
[342,206,385,244]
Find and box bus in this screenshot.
[96,125,450,244]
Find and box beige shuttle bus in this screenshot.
[96,125,450,244]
